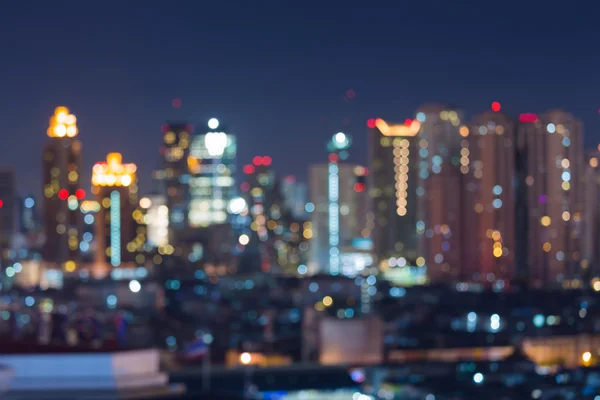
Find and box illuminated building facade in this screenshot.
[463,110,516,286]
[42,107,84,269]
[0,168,16,254]
[309,161,370,276]
[516,110,584,287]
[92,153,145,269]
[187,118,236,228]
[156,122,193,233]
[139,195,169,248]
[583,151,600,280]
[368,117,423,282]
[412,105,464,283]
[80,200,101,262]
[239,157,309,273]
[281,175,308,220]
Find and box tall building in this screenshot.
[155,122,193,233]
[42,107,84,270]
[463,109,516,286]
[368,106,463,285]
[368,118,421,273]
[308,133,372,276]
[91,153,144,271]
[412,105,464,283]
[583,151,600,280]
[0,168,16,256]
[281,175,308,220]
[187,118,236,228]
[516,110,584,287]
[139,194,169,248]
[309,161,370,276]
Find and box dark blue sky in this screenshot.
[2,1,599,197]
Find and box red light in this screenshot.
[161,124,169,133]
[0,200,3,209]
[185,124,194,133]
[491,102,501,112]
[75,189,85,200]
[58,189,69,200]
[172,98,182,108]
[328,153,339,162]
[253,156,262,166]
[284,175,296,183]
[367,119,377,129]
[353,183,366,192]
[519,113,539,123]
[263,156,272,166]
[241,182,250,192]
[404,119,413,126]
[243,164,255,174]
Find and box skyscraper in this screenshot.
[187,118,236,228]
[412,105,464,283]
[42,107,84,270]
[516,110,584,287]
[155,122,193,234]
[462,109,516,286]
[91,153,144,272]
[368,118,421,275]
[369,106,464,285]
[309,161,370,276]
[583,150,600,280]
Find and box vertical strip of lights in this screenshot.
[328,160,340,275]
[395,139,410,216]
[110,190,121,267]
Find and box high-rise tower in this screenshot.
[91,153,144,272]
[42,107,84,271]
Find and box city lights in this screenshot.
[92,153,136,187]
[208,118,219,130]
[47,106,78,138]
[375,118,421,137]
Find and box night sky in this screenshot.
[2,1,599,198]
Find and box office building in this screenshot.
[463,109,516,286]
[308,133,372,276]
[155,122,193,233]
[368,106,463,285]
[139,195,169,248]
[582,151,600,281]
[42,106,83,269]
[281,175,308,220]
[187,118,236,228]
[91,153,145,271]
[516,110,584,287]
[309,161,370,276]
[412,105,464,283]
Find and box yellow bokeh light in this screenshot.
[92,153,136,187]
[562,211,571,221]
[64,260,76,272]
[540,216,551,227]
[323,296,333,307]
[315,302,325,311]
[491,231,502,241]
[543,242,552,252]
[593,280,600,292]
[459,126,469,137]
[48,107,78,138]
[562,181,570,191]
[493,247,503,258]
[416,256,425,266]
[590,158,598,168]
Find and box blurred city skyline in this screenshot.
[3,1,600,197]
